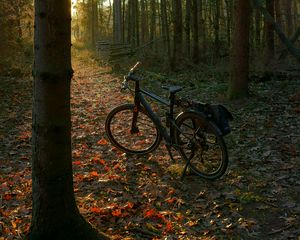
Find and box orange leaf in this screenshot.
[156,213,166,221]
[90,171,99,177]
[165,221,174,233]
[91,207,103,214]
[165,197,177,204]
[111,209,122,217]
[144,209,156,218]
[73,161,82,165]
[125,202,134,209]
[99,159,106,165]
[97,138,108,145]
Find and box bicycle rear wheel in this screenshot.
[105,104,161,154]
[175,111,228,180]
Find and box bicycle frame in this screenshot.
[131,80,178,146]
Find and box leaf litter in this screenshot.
[0,57,299,239]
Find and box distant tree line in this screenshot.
[73,0,299,69]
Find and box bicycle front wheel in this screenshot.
[105,104,161,154]
[175,111,228,180]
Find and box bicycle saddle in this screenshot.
[162,85,182,94]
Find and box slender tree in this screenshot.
[113,0,122,43]
[285,0,293,37]
[171,0,183,70]
[265,0,275,66]
[228,0,251,99]
[192,0,199,64]
[29,0,109,239]
[161,0,171,60]
[214,0,220,61]
[185,0,191,57]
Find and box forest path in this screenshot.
[0,53,299,239]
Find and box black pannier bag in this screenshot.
[190,101,233,136]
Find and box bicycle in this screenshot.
[105,62,233,180]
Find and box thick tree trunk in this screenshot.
[29,1,109,239]
[228,0,251,99]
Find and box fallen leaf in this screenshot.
[97,138,108,145]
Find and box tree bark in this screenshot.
[28,0,109,239]
[171,0,183,70]
[224,0,232,49]
[160,0,171,60]
[185,0,191,58]
[228,0,251,99]
[265,0,275,66]
[113,0,122,43]
[214,0,220,61]
[149,0,156,43]
[285,0,293,37]
[140,0,149,44]
[192,0,199,64]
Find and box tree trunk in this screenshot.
[140,0,149,44]
[224,0,232,49]
[285,0,293,37]
[171,0,183,70]
[265,0,275,66]
[214,0,220,61]
[149,0,156,43]
[160,0,171,62]
[198,0,206,58]
[228,0,251,99]
[185,0,191,58]
[29,0,109,239]
[113,0,122,43]
[134,0,140,46]
[192,0,199,64]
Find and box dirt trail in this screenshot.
[0,56,299,239]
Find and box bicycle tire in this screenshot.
[174,111,228,180]
[105,104,161,154]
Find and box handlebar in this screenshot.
[129,61,141,74]
[125,62,142,82]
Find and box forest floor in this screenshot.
[0,52,299,240]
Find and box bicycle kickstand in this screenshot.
[180,156,192,180]
[166,145,176,163]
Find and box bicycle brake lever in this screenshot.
[121,78,129,91]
